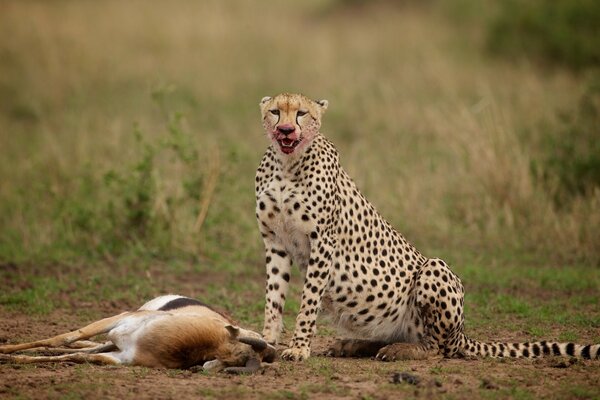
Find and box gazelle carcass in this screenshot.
[0,295,277,373]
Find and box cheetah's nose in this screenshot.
[277,124,295,136]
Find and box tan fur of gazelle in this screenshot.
[0,295,277,373]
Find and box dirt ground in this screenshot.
[1,308,599,400]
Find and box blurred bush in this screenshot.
[487,0,600,70]
[535,76,600,204]
[52,93,217,261]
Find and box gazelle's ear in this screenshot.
[260,96,272,105]
[315,99,329,112]
[225,325,240,339]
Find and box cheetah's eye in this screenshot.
[297,110,308,117]
[269,109,280,116]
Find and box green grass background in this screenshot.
[1,2,599,399]
[0,0,598,335]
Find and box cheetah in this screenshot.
[255,93,600,362]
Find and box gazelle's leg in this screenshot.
[84,342,118,354]
[66,340,106,349]
[0,312,130,354]
[202,359,224,371]
[0,352,122,365]
[20,342,117,355]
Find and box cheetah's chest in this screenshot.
[256,178,313,269]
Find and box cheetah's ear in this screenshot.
[260,96,272,105]
[316,99,329,112]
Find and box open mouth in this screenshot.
[277,137,300,154]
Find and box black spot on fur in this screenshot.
[581,345,591,359]
[276,250,287,258]
[541,341,551,355]
[566,343,575,357]
[552,343,561,356]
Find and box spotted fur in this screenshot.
[255,93,600,361]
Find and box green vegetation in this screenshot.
[487,0,600,70]
[536,76,600,204]
[0,1,599,399]
[1,1,598,269]
[1,91,214,264]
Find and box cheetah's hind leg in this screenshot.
[326,339,388,358]
[375,342,437,361]
[376,303,439,361]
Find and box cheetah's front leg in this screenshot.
[282,236,334,361]
[262,239,292,345]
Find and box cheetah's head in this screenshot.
[259,93,328,156]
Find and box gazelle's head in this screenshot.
[214,325,277,374]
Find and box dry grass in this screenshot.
[0,0,597,267]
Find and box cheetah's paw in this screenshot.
[281,346,310,361]
[376,343,433,361]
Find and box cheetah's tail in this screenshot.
[458,335,599,359]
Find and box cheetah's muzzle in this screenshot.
[277,137,300,154]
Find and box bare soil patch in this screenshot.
[1,311,599,400]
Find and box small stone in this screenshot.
[551,358,577,369]
[481,378,499,390]
[391,372,420,385]
[180,370,192,378]
[553,361,569,369]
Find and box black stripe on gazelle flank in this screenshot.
[158,297,236,324]
[158,297,208,311]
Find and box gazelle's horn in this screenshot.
[238,336,267,352]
